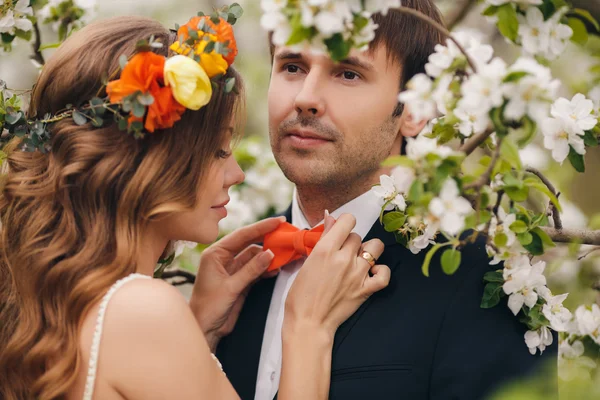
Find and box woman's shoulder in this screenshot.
[95,276,221,398]
[105,276,190,328]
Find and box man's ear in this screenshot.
[399,109,428,138]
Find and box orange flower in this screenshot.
[176,16,237,66]
[106,52,185,133]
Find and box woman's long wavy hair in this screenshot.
[0,16,244,399]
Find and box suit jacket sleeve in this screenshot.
[428,245,558,400]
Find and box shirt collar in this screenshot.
[291,187,382,240]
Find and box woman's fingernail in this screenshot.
[324,209,329,218]
[278,216,287,222]
[260,249,275,263]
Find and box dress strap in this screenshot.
[82,273,151,400]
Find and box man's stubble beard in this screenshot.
[270,116,399,193]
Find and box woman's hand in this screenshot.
[189,217,285,352]
[284,213,391,338]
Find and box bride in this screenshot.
[0,12,390,400]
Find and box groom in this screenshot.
[216,1,557,399]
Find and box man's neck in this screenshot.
[296,178,376,227]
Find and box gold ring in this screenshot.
[360,251,376,267]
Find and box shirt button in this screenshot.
[270,371,276,381]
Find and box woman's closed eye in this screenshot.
[217,149,232,159]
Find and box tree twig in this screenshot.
[579,247,600,261]
[393,6,478,73]
[464,138,502,190]
[525,167,563,229]
[459,128,495,155]
[31,18,45,66]
[445,0,479,31]
[541,228,600,246]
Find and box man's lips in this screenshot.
[285,129,331,141]
[284,129,332,148]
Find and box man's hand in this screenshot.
[189,216,285,351]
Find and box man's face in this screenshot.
[268,44,403,189]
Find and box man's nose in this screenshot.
[293,70,325,118]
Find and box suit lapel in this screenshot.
[332,216,404,356]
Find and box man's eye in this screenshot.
[342,71,359,80]
[285,64,300,73]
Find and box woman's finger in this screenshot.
[362,264,391,296]
[216,216,286,254]
[341,232,362,257]
[318,213,356,250]
[227,244,263,274]
[229,249,275,294]
[357,239,385,271]
[322,210,336,236]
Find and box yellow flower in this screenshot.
[170,33,228,78]
[163,55,212,110]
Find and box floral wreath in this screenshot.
[0,4,244,153]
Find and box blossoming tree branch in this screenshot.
[259,0,600,364]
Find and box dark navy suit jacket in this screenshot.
[217,207,557,399]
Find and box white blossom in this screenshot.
[517,7,549,56]
[541,116,586,164]
[372,166,414,211]
[425,32,493,78]
[538,286,572,332]
[363,0,402,16]
[525,326,553,355]
[502,255,547,315]
[261,9,292,46]
[409,223,438,254]
[559,340,597,381]
[550,93,598,135]
[428,179,473,236]
[503,57,560,123]
[313,1,353,38]
[459,57,507,113]
[519,143,549,170]
[571,305,600,345]
[0,0,33,35]
[485,0,542,6]
[546,10,573,59]
[454,103,490,137]
[405,132,458,161]
[398,74,437,122]
[431,74,455,115]
[588,86,600,114]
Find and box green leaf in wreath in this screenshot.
[72,110,88,126]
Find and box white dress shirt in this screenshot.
[254,188,383,400]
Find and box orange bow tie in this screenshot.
[263,222,325,272]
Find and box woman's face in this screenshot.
[158,133,245,244]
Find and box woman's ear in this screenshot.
[400,109,428,138]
